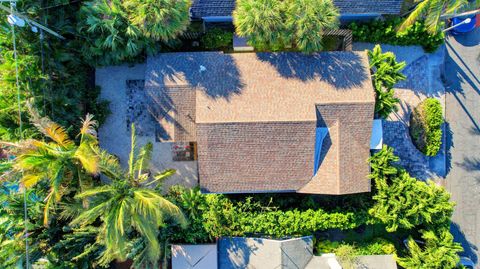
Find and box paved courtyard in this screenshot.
[96,64,198,192]
[444,28,480,265]
[354,43,446,180]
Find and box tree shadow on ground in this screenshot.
[451,222,478,263]
[255,52,369,89]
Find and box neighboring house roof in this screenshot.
[171,244,218,269]
[145,51,374,195]
[218,236,314,269]
[190,0,403,19]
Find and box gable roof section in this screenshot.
[145,51,374,194]
[190,0,403,19]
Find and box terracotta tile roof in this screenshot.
[190,0,402,19]
[145,51,375,194]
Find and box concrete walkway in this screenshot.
[444,28,480,265]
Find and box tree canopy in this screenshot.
[234,0,339,52]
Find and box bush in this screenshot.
[369,147,454,232]
[167,187,370,241]
[349,18,445,53]
[316,239,395,255]
[367,45,405,119]
[410,98,444,156]
[200,28,234,51]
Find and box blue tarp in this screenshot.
[313,127,328,176]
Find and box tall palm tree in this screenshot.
[124,0,191,42]
[233,0,289,51]
[400,0,479,33]
[286,0,339,53]
[71,124,186,267]
[78,0,156,66]
[3,105,99,225]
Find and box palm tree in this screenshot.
[3,105,99,226]
[233,0,289,51]
[78,0,156,66]
[124,0,191,42]
[71,124,186,267]
[287,0,339,53]
[400,0,479,33]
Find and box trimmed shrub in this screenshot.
[200,28,234,51]
[167,186,370,242]
[410,98,444,156]
[348,18,445,53]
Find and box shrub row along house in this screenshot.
[140,51,379,195]
[189,0,403,24]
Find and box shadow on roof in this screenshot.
[155,52,245,100]
[256,52,368,89]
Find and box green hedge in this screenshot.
[348,18,445,53]
[167,187,370,243]
[410,98,444,156]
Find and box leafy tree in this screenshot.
[368,45,406,119]
[233,0,288,51]
[368,45,406,89]
[0,184,45,267]
[286,0,339,53]
[398,228,463,269]
[124,0,190,42]
[78,0,157,66]
[368,146,454,232]
[4,107,100,225]
[234,0,339,52]
[400,0,479,34]
[71,125,186,267]
[373,81,400,119]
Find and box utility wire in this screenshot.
[10,2,30,268]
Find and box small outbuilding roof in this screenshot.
[190,0,403,19]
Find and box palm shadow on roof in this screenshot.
[152,52,244,100]
[255,52,368,89]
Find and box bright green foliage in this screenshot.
[368,146,454,232]
[124,0,190,41]
[0,185,45,267]
[400,0,477,34]
[71,125,186,267]
[168,186,369,240]
[286,0,339,53]
[316,238,396,256]
[335,244,359,269]
[349,18,445,52]
[368,45,406,119]
[0,0,109,141]
[47,226,104,268]
[410,98,444,156]
[368,45,407,89]
[233,0,288,51]
[373,81,401,119]
[78,0,157,66]
[201,28,234,51]
[5,110,100,226]
[398,228,463,269]
[233,0,339,52]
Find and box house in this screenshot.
[144,51,376,195]
[171,236,398,269]
[189,0,404,24]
